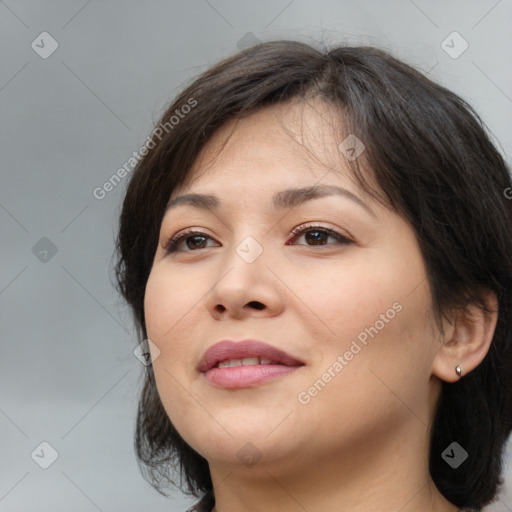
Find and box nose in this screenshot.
[204,236,286,320]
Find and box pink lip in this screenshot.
[198,340,305,389]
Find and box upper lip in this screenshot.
[198,340,305,372]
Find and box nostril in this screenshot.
[248,301,265,310]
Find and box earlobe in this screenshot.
[431,290,498,383]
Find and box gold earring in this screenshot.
[455,365,462,377]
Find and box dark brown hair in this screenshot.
[113,40,512,511]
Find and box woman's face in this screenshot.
[144,100,442,475]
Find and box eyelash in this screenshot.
[163,223,353,254]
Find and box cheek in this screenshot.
[144,265,203,342]
[144,270,170,339]
[303,241,436,403]
[298,298,434,446]
[301,253,427,356]
[143,267,200,383]
[143,269,208,444]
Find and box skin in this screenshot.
[144,99,497,512]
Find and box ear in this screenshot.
[431,289,498,383]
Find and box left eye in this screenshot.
[164,224,352,254]
[288,224,353,247]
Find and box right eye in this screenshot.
[164,230,219,254]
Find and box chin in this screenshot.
[199,436,296,472]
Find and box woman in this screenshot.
[114,40,512,512]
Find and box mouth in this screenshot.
[198,339,305,389]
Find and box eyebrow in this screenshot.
[164,184,376,218]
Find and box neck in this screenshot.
[208,417,459,512]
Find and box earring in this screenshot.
[455,365,462,377]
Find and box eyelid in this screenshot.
[162,227,215,252]
[289,222,354,244]
[162,222,354,255]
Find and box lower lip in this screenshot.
[203,364,301,388]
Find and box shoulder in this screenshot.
[185,490,215,512]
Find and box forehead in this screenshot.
[162,100,382,221]
[176,98,362,193]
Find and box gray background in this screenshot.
[1,1,511,511]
